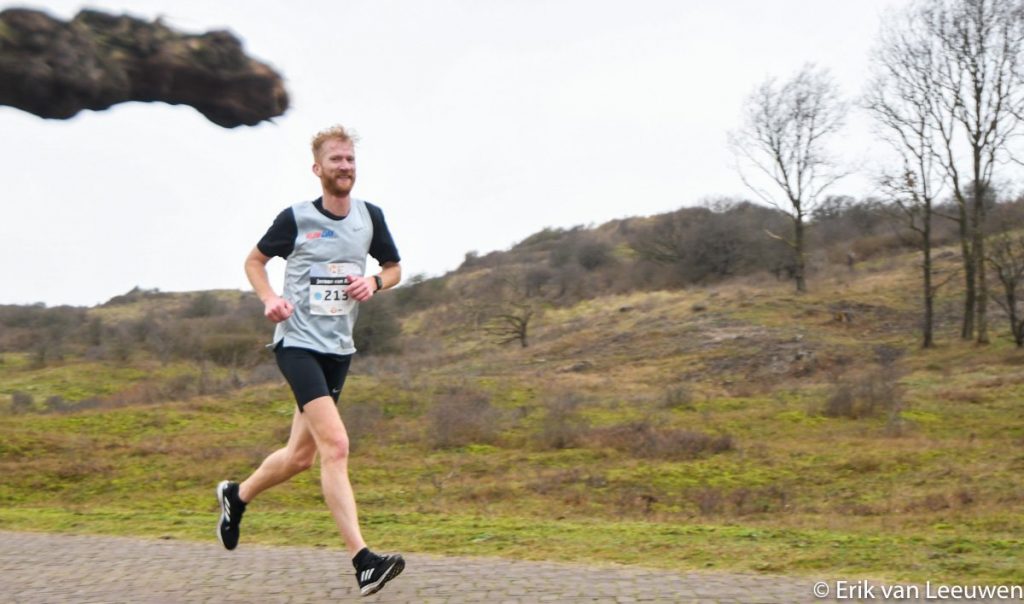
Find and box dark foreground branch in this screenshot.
[0,8,288,127]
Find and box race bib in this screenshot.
[309,262,359,316]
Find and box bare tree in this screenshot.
[866,6,948,347]
[730,64,848,292]
[880,170,961,347]
[987,232,1024,346]
[472,268,541,348]
[921,0,1024,343]
[484,302,535,348]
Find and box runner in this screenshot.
[217,125,404,597]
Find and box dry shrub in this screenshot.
[44,395,69,412]
[937,389,986,404]
[10,391,33,412]
[592,419,733,460]
[954,488,976,507]
[728,485,789,515]
[54,458,113,481]
[199,333,265,367]
[343,403,385,450]
[617,491,659,516]
[849,232,907,260]
[133,437,177,456]
[463,483,517,503]
[693,485,790,516]
[822,368,902,419]
[576,240,614,271]
[906,492,952,513]
[662,384,694,410]
[426,387,500,449]
[724,380,766,398]
[834,501,884,516]
[534,393,589,450]
[904,488,978,513]
[695,487,724,515]
[527,468,606,496]
[246,362,283,384]
[823,381,859,418]
[182,292,226,318]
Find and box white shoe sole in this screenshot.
[360,557,405,596]
[215,480,231,549]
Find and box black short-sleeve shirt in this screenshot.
[257,197,401,264]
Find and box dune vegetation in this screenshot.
[2,202,1023,586]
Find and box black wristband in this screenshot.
[373,275,383,292]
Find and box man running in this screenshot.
[217,125,405,597]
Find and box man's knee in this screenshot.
[318,434,350,465]
[288,448,316,473]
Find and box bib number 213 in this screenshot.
[309,262,358,315]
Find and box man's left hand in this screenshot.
[345,275,375,302]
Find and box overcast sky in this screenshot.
[1,0,906,307]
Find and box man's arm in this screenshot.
[346,261,402,302]
[244,246,294,323]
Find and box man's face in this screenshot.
[313,138,356,197]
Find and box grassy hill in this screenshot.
[1,241,1022,585]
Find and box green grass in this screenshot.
[1,376,1021,584]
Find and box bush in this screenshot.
[662,384,695,410]
[695,488,724,515]
[426,387,500,449]
[353,296,402,355]
[524,267,554,298]
[627,203,791,286]
[183,292,226,318]
[102,286,170,306]
[593,420,733,460]
[10,391,34,412]
[199,333,264,366]
[534,394,589,450]
[45,395,69,413]
[548,239,576,269]
[576,241,613,271]
[394,274,448,313]
[822,365,903,420]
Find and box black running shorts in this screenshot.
[273,344,352,411]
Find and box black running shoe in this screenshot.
[216,480,246,550]
[356,553,405,597]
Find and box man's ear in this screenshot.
[312,162,322,177]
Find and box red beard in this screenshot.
[321,171,354,197]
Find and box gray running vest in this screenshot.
[272,199,373,355]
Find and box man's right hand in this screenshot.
[264,296,294,323]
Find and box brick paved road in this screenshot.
[0,531,1005,603]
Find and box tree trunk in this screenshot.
[794,212,807,293]
[922,215,934,349]
[973,178,989,344]
[958,194,975,340]
[1008,287,1023,347]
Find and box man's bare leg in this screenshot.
[217,408,317,550]
[300,396,367,557]
[239,408,317,502]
